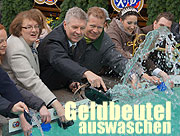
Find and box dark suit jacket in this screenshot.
[0,67,45,117]
[38,24,88,89]
[0,67,24,117]
[79,32,128,76]
[171,22,180,43]
[38,24,129,89]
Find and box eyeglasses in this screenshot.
[22,25,40,30]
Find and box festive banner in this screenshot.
[34,0,57,5]
[111,0,144,12]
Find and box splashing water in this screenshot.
[29,109,44,136]
[109,26,180,106]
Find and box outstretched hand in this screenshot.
[58,115,74,129]
[158,71,174,88]
[39,105,51,124]
[83,71,107,91]
[142,73,161,84]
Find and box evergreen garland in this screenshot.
[1,0,33,33]
[75,0,89,11]
[165,0,180,22]
[1,0,180,31]
[56,0,108,25]
[59,0,76,23]
[147,0,180,25]
[87,0,108,10]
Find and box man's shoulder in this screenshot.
[103,32,114,44]
[78,37,86,44]
[0,67,6,76]
[141,25,153,34]
[171,22,179,33]
[48,24,65,39]
[39,23,67,48]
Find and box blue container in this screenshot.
[157,82,167,91]
[41,123,51,132]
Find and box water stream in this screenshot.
[109,26,180,106]
[29,109,44,136]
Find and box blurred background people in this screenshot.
[100,7,111,32]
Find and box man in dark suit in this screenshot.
[38,7,109,91]
[38,7,159,91]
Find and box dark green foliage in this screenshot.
[87,0,108,10]
[59,0,76,23]
[75,0,89,11]
[147,0,180,25]
[56,0,108,25]
[165,0,180,22]
[1,0,33,33]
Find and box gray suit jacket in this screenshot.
[2,35,56,105]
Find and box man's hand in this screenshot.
[69,82,80,93]
[158,71,174,88]
[142,73,161,84]
[83,71,107,91]
[19,113,32,136]
[52,100,65,117]
[11,101,28,115]
[158,71,169,81]
[130,73,141,89]
[39,105,51,124]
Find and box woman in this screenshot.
[106,6,142,59]
[1,10,71,126]
[29,9,52,40]
[0,24,51,136]
[106,6,173,86]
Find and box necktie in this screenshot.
[71,44,75,53]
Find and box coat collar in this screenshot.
[19,36,40,75]
[85,30,104,51]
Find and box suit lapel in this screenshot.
[74,38,87,61]
[19,37,40,75]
